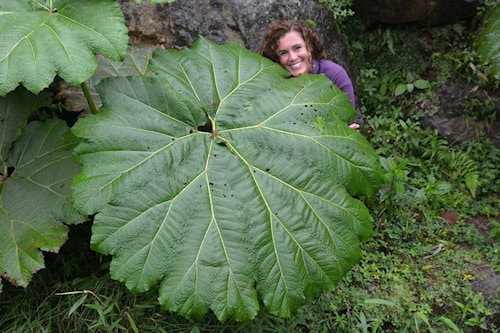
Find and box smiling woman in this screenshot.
[259,19,359,128]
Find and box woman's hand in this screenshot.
[348,122,360,130]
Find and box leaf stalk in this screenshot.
[81,82,98,114]
[1,161,7,184]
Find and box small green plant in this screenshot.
[454,292,494,331]
[442,151,481,198]
[317,0,354,21]
[488,220,500,242]
[377,156,409,219]
[394,73,431,96]
[461,94,497,122]
[57,289,130,332]
[355,298,402,333]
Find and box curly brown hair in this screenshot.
[259,19,327,63]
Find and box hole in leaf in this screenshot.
[2,166,15,182]
[197,120,212,133]
[198,113,212,133]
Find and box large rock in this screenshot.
[417,82,500,147]
[353,0,481,26]
[118,0,351,71]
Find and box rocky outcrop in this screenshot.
[417,82,500,147]
[353,0,481,26]
[118,0,351,71]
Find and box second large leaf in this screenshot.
[0,0,128,95]
[72,37,384,322]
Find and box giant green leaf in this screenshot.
[59,43,154,112]
[0,0,129,96]
[72,37,384,321]
[0,117,85,288]
[476,3,500,80]
[0,87,51,160]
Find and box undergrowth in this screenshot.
[1,2,499,333]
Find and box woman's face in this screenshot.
[277,30,313,77]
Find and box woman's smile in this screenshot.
[277,31,313,76]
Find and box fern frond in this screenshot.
[441,151,481,197]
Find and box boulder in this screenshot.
[417,82,500,147]
[118,0,351,71]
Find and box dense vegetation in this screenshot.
[1,1,498,332]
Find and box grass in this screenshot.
[1,4,499,333]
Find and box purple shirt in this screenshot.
[312,59,356,108]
